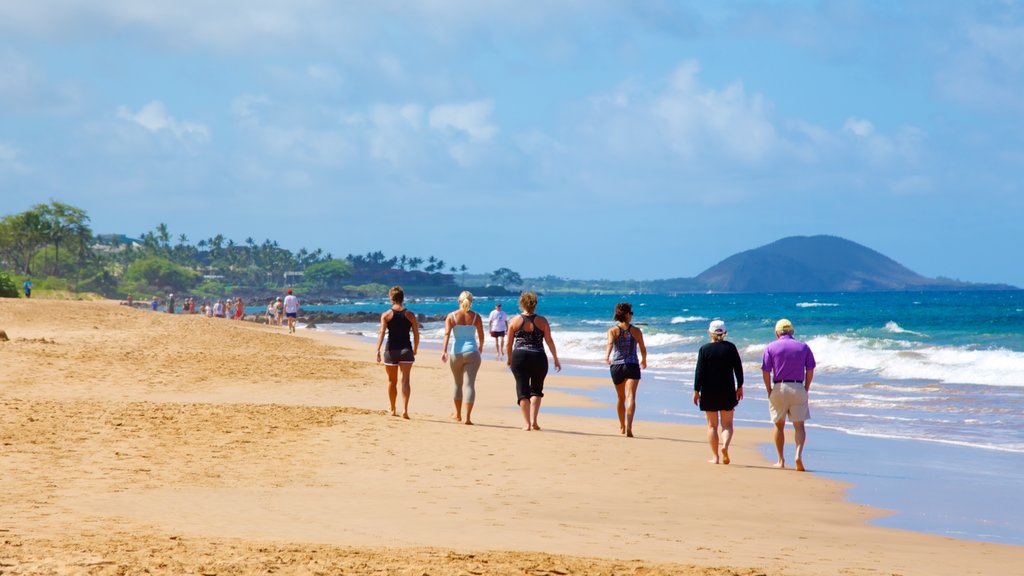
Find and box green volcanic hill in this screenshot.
[692,235,1014,292]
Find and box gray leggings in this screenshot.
[449,351,481,404]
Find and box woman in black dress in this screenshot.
[693,319,744,464]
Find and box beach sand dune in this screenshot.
[1,300,1020,575]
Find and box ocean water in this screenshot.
[313,291,1024,545]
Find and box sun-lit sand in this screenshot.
[1,299,1021,575]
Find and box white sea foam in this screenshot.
[796,302,839,308]
[884,321,927,337]
[806,423,1024,453]
[806,334,1024,387]
[643,333,700,347]
[670,316,707,324]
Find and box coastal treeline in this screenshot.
[0,202,520,299]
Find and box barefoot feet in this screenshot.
[795,458,805,472]
[721,448,730,465]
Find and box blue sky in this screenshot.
[2,1,1023,286]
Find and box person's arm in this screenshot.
[604,328,615,365]
[441,313,453,363]
[762,348,773,396]
[487,311,495,332]
[505,315,518,367]
[633,326,647,370]
[376,312,389,364]
[693,346,703,406]
[804,369,814,392]
[733,343,745,401]
[475,312,485,352]
[538,316,561,372]
[408,310,420,356]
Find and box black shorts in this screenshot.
[490,331,506,337]
[610,363,642,385]
[510,349,547,402]
[383,348,415,365]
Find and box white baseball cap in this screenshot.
[708,319,727,334]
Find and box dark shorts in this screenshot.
[510,349,547,402]
[490,331,506,337]
[610,363,642,385]
[383,348,415,365]
[286,312,297,318]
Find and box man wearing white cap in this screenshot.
[762,318,816,471]
[693,319,744,464]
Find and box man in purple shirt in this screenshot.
[762,318,816,471]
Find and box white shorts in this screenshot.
[768,381,810,423]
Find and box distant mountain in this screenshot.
[693,235,1015,293]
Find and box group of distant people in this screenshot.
[375,285,816,471]
[137,289,301,333]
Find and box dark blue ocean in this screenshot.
[312,291,1024,545]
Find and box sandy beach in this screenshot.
[1,299,1021,575]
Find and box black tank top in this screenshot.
[513,314,545,352]
[386,308,412,350]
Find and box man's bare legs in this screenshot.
[793,421,806,471]
[494,335,505,360]
[773,419,787,468]
[720,410,734,464]
[705,411,721,463]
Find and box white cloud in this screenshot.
[116,101,211,145]
[306,64,342,85]
[652,60,778,163]
[429,100,497,142]
[0,51,81,113]
[843,117,874,137]
[230,95,271,121]
[367,103,425,166]
[0,142,29,173]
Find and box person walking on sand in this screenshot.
[488,302,508,359]
[22,278,31,298]
[604,302,647,437]
[506,291,561,431]
[274,297,283,326]
[376,286,419,419]
[762,318,816,471]
[441,291,485,425]
[693,320,744,464]
[283,289,299,333]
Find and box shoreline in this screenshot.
[1,299,1022,575]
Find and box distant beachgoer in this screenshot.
[266,300,275,324]
[166,293,175,314]
[762,318,816,471]
[234,297,245,320]
[274,297,284,326]
[441,291,485,425]
[150,297,158,312]
[375,286,419,418]
[22,278,31,298]
[605,302,647,437]
[506,291,561,431]
[126,293,133,307]
[283,289,299,333]
[226,298,235,320]
[488,302,508,360]
[693,320,744,464]
[213,299,225,318]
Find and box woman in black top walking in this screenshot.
[376,285,420,419]
[604,302,647,437]
[505,291,561,431]
[693,319,744,464]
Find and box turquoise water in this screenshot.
[313,290,1024,544]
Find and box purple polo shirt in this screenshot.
[761,334,816,382]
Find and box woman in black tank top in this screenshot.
[505,291,561,431]
[375,285,420,419]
